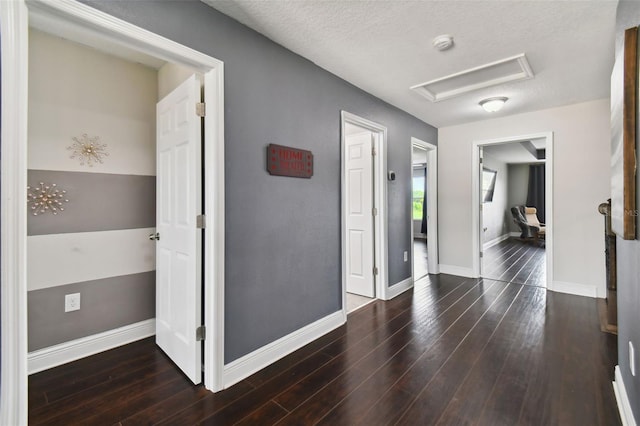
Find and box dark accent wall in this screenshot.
[615,1,640,422]
[27,170,155,235]
[28,272,155,351]
[80,0,437,363]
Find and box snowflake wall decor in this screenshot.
[27,182,69,216]
[67,133,109,166]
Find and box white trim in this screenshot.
[386,277,414,300]
[439,264,476,278]
[614,365,638,426]
[0,1,29,424]
[28,319,156,375]
[410,138,439,278]
[223,310,345,388]
[471,132,553,290]
[510,231,521,237]
[550,281,598,298]
[1,2,226,420]
[483,233,511,250]
[203,60,226,392]
[340,111,389,312]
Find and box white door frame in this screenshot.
[341,111,388,312]
[410,138,439,282]
[1,1,226,423]
[471,132,554,290]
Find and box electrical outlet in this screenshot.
[404,251,408,262]
[65,293,80,312]
[630,341,636,377]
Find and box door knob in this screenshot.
[149,232,160,241]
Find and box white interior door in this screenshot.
[155,74,203,384]
[345,132,375,297]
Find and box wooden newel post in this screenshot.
[598,199,617,331]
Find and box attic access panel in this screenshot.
[411,54,534,102]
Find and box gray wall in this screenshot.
[507,164,530,233]
[614,1,640,421]
[81,0,438,363]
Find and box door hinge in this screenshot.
[196,325,206,341]
[196,102,206,117]
[371,146,377,156]
[372,207,378,216]
[373,266,379,276]
[480,252,483,258]
[196,214,206,229]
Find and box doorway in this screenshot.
[410,138,439,283]
[26,27,205,381]
[341,112,388,314]
[472,133,553,289]
[1,1,225,422]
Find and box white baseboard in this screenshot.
[483,233,510,250]
[28,319,155,374]
[438,264,476,278]
[223,310,345,388]
[614,365,638,426]
[550,280,597,298]
[386,277,413,300]
[510,231,521,237]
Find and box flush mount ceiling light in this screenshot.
[432,34,454,51]
[479,97,508,112]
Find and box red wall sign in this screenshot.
[267,144,313,178]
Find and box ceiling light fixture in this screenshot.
[432,34,454,51]
[479,97,508,112]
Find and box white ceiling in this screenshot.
[203,0,618,128]
[483,139,546,164]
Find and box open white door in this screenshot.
[345,131,375,297]
[155,74,203,384]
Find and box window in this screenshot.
[482,167,497,203]
[413,175,425,220]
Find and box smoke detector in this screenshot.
[432,34,454,51]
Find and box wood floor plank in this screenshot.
[393,283,523,425]
[30,350,177,425]
[483,238,546,287]
[435,285,544,425]
[120,383,222,426]
[232,400,289,426]
[169,351,333,425]
[345,281,512,425]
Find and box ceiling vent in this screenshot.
[410,53,534,102]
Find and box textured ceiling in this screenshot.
[203,0,618,128]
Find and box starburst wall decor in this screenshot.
[27,182,69,216]
[67,133,109,166]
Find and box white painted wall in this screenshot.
[507,164,530,233]
[28,29,157,176]
[439,99,610,296]
[158,62,200,100]
[482,154,508,243]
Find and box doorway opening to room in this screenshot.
[410,138,439,281]
[472,134,553,289]
[26,27,209,382]
[341,112,388,314]
[2,1,226,421]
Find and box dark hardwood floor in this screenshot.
[482,237,546,287]
[28,274,620,425]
